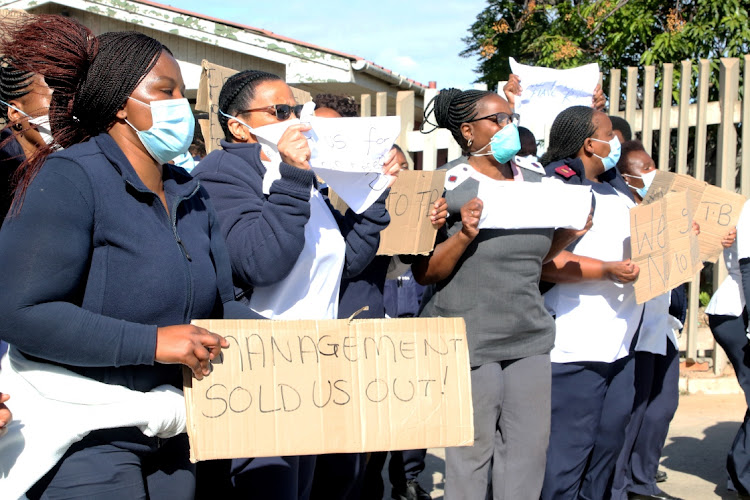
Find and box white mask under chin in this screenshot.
[29,115,59,149]
[219,102,315,194]
[252,119,301,194]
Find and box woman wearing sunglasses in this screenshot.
[191,70,398,499]
[412,88,590,500]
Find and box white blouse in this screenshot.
[250,185,346,320]
[706,200,750,317]
[634,292,680,355]
[545,184,643,364]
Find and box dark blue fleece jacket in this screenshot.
[191,141,390,300]
[0,133,258,391]
[544,156,634,200]
[0,127,25,221]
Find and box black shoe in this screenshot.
[392,480,431,500]
[628,491,683,500]
[655,469,668,483]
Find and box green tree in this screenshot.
[462,0,750,95]
[463,0,750,299]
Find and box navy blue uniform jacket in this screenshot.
[191,141,389,302]
[0,133,257,391]
[0,127,25,221]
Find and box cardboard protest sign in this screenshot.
[509,58,599,153]
[477,180,592,230]
[641,171,704,217]
[631,191,702,304]
[327,189,349,214]
[641,171,746,262]
[184,318,474,462]
[0,9,29,26]
[309,116,401,213]
[195,60,310,154]
[328,170,446,255]
[696,185,747,262]
[378,170,446,255]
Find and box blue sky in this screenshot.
[166,0,488,90]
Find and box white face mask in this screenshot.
[0,98,56,146]
[220,111,300,161]
[28,114,55,146]
[219,102,315,194]
[623,169,657,199]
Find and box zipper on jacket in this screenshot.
[176,237,192,261]
[169,188,199,323]
[126,179,199,324]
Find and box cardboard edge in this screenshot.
[183,365,199,463]
[186,317,474,458]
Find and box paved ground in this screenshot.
[657,393,747,500]
[381,392,748,499]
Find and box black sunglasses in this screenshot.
[238,103,304,121]
[468,112,520,126]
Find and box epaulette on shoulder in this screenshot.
[554,165,576,179]
[444,163,473,191]
[513,155,546,175]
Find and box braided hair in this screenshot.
[0,15,169,210]
[0,58,34,122]
[539,105,597,166]
[421,88,493,154]
[218,70,282,140]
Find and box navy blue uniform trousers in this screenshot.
[610,342,680,498]
[709,311,750,495]
[196,455,316,500]
[361,449,427,500]
[310,453,367,500]
[27,428,194,500]
[541,354,635,500]
[231,456,316,500]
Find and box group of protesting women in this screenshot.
[0,11,748,500]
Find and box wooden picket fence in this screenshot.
[363,55,749,374]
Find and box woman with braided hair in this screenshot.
[0,14,259,499]
[0,60,52,221]
[538,106,645,500]
[413,88,590,500]
[190,70,399,499]
[0,61,52,382]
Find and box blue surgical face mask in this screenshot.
[472,123,521,164]
[172,151,196,172]
[591,135,621,171]
[126,97,195,164]
[623,170,656,199]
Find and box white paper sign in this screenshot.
[477,180,592,230]
[250,112,400,214]
[509,58,599,154]
[307,116,400,213]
